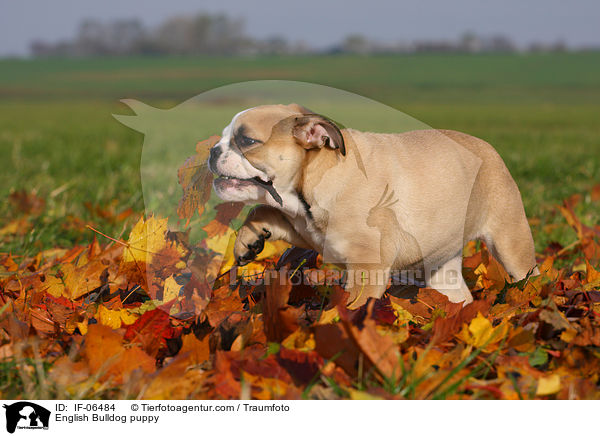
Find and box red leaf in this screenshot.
[124,308,176,357]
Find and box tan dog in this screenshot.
[208,104,539,307]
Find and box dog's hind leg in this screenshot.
[482,220,539,282]
[482,199,539,281]
[426,254,473,305]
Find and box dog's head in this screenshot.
[209,104,345,207]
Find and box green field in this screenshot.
[1,53,599,256]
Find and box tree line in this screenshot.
[30,12,574,57]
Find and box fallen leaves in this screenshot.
[1,176,600,400]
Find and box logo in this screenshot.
[3,402,50,433]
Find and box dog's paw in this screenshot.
[234,227,272,266]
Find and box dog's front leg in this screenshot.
[234,205,311,265]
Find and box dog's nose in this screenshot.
[208,145,223,172]
[210,145,223,161]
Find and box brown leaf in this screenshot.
[9,190,45,216]
[592,183,600,202]
[431,300,491,344]
[277,348,323,386]
[211,350,241,398]
[177,136,220,221]
[263,269,302,342]
[142,353,208,399]
[313,323,361,377]
[391,288,463,322]
[178,333,211,364]
[204,284,244,328]
[339,302,401,380]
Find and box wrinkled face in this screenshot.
[208,104,346,208]
[208,104,307,205]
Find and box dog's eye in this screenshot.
[240,136,258,147]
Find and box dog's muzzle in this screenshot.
[208,144,223,173]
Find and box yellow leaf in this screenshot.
[119,309,138,326]
[163,275,181,303]
[317,307,339,325]
[474,263,487,276]
[457,312,509,348]
[44,275,65,298]
[586,260,600,284]
[98,305,122,329]
[241,372,288,400]
[257,240,290,260]
[349,389,383,400]
[536,374,561,396]
[76,319,88,335]
[281,330,316,351]
[205,228,235,256]
[390,301,413,324]
[123,215,168,264]
[467,313,493,347]
[540,256,559,281]
[560,328,578,343]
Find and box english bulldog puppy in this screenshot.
[208,104,539,308]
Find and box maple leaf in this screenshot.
[202,202,245,237]
[177,136,220,221]
[262,269,303,342]
[142,352,209,399]
[124,308,176,358]
[339,302,401,381]
[456,312,510,350]
[122,215,168,265]
[97,305,138,329]
[83,324,155,384]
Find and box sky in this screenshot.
[1,0,599,56]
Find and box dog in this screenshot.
[208,103,539,308]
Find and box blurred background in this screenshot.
[1,0,599,256]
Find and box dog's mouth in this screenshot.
[215,175,283,206]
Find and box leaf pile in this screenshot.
[1,145,600,399]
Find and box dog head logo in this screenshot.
[3,402,50,433]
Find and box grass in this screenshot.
[0,52,599,400]
[0,53,599,256]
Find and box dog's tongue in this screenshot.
[252,177,283,206]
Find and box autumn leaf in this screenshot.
[262,268,303,342]
[124,308,176,358]
[456,312,510,349]
[83,324,155,383]
[98,305,138,329]
[122,215,168,265]
[177,135,220,221]
[202,202,245,237]
[536,374,561,396]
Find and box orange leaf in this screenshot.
[83,324,155,383]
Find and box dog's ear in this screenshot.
[292,115,346,156]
